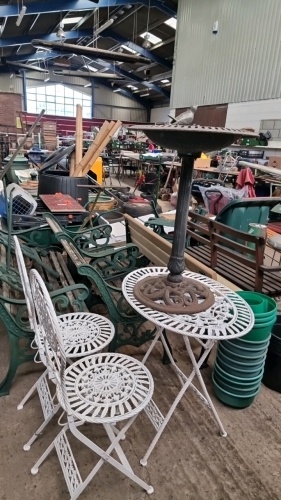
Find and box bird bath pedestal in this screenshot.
[129,124,257,315]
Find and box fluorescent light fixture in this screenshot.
[84,64,98,72]
[113,88,122,92]
[140,92,150,97]
[161,79,170,83]
[84,83,91,87]
[44,75,50,82]
[164,17,177,30]
[121,44,138,54]
[57,23,66,39]
[127,84,138,90]
[63,17,83,25]
[16,5,27,27]
[140,32,162,45]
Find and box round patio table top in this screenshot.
[122,267,254,340]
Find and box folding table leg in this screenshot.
[141,334,227,466]
[183,336,227,437]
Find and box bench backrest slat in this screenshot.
[124,214,217,280]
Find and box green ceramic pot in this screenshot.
[222,339,269,357]
[214,361,263,383]
[243,319,276,341]
[217,349,266,369]
[212,375,260,408]
[216,356,264,378]
[213,373,261,396]
[237,291,277,321]
[236,291,266,313]
[218,342,268,361]
[227,337,270,348]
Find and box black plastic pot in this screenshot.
[38,170,89,207]
[262,316,281,392]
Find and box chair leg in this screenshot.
[17,369,48,410]
[31,417,153,499]
[23,403,60,451]
[21,370,59,451]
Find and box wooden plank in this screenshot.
[81,120,122,177]
[75,104,83,173]
[124,214,217,279]
[69,150,76,177]
[39,194,86,213]
[73,120,111,177]
[49,251,73,305]
[56,252,88,312]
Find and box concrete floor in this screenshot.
[1,330,281,500]
[1,174,281,499]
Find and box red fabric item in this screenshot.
[236,167,256,197]
[205,191,230,215]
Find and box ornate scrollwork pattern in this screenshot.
[134,276,215,314]
[63,353,154,423]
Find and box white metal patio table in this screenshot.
[122,267,254,466]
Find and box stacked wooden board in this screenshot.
[42,121,57,150]
[71,105,121,177]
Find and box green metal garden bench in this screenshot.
[44,214,156,352]
[0,241,89,396]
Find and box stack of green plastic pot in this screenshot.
[213,291,277,408]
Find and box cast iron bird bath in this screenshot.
[129,124,257,314]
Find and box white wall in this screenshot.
[150,106,170,123]
[225,99,281,133]
[172,0,281,108]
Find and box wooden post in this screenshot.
[69,151,76,177]
[75,104,83,173]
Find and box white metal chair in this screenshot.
[14,235,115,451]
[29,268,154,499]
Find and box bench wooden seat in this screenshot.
[124,214,217,279]
[0,242,89,396]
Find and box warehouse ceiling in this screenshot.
[0,0,178,108]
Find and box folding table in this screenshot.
[122,267,254,466]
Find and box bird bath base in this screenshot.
[133,152,216,314]
[129,124,257,315]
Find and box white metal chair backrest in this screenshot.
[13,235,37,331]
[30,269,68,407]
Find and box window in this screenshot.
[27,84,91,118]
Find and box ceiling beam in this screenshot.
[6,49,170,98]
[93,78,152,109]
[92,59,170,98]
[102,28,172,70]
[0,50,151,108]
[0,29,93,48]
[0,1,145,17]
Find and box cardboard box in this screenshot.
[267,156,281,170]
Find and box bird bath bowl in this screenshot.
[129,124,257,314]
